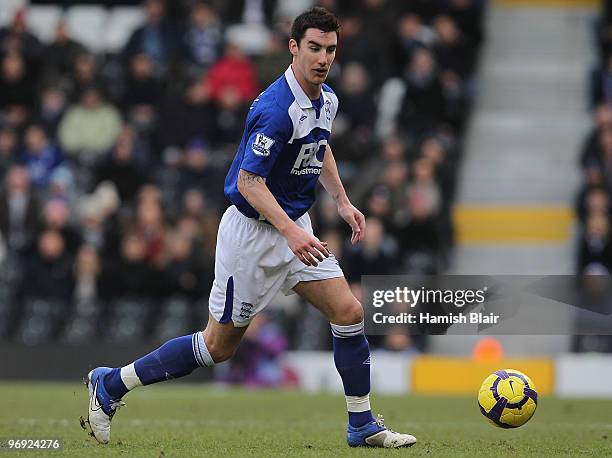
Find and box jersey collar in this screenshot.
[285,65,317,110]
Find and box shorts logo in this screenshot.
[238,302,254,319]
[252,133,275,157]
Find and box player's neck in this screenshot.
[290,63,322,100]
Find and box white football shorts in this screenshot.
[208,205,344,327]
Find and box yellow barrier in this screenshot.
[411,356,554,395]
[495,0,600,8]
[453,206,574,244]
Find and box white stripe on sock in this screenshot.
[120,363,142,390]
[194,331,215,367]
[330,320,364,338]
[346,394,371,413]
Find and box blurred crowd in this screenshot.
[0,0,486,355]
[580,0,612,275]
[574,0,612,352]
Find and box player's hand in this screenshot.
[338,202,366,245]
[283,224,330,266]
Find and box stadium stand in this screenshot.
[0,0,486,353]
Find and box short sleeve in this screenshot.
[240,106,292,178]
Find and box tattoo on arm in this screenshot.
[238,170,267,216]
[238,170,265,188]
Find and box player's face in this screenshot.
[290,28,337,87]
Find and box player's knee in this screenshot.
[205,340,236,363]
[203,331,240,363]
[333,298,363,325]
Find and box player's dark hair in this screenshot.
[290,7,340,46]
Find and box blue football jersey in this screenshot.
[224,65,339,221]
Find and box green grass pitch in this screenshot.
[0,382,610,457]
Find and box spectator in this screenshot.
[354,0,396,70]
[122,53,163,130]
[581,104,612,167]
[253,34,290,89]
[0,165,40,252]
[313,193,344,233]
[20,124,64,189]
[184,1,223,71]
[320,228,345,261]
[576,186,611,223]
[395,161,443,273]
[336,61,376,134]
[204,42,259,104]
[406,158,441,217]
[397,48,447,136]
[442,0,486,50]
[46,166,78,207]
[163,230,210,300]
[349,135,408,206]
[343,216,400,281]
[0,52,35,128]
[336,15,384,85]
[126,198,167,266]
[43,21,87,80]
[578,212,612,272]
[363,184,395,230]
[68,53,104,102]
[381,160,410,217]
[73,245,102,304]
[77,186,119,251]
[20,229,74,301]
[0,127,18,180]
[157,81,215,149]
[179,188,220,254]
[93,127,150,203]
[58,86,123,165]
[0,8,42,64]
[179,138,225,208]
[419,135,455,203]
[39,198,81,256]
[122,0,183,75]
[389,13,435,76]
[99,231,159,299]
[433,15,476,79]
[209,86,250,147]
[37,85,68,139]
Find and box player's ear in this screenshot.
[289,38,299,57]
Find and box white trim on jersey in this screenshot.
[284,65,312,109]
[283,66,339,144]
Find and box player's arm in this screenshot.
[319,144,366,245]
[237,169,329,266]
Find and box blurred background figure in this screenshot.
[215,312,293,387]
[20,123,63,189]
[58,86,122,166]
[0,165,39,252]
[122,0,182,76]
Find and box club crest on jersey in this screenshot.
[324,100,332,121]
[252,133,275,157]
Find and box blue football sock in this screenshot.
[331,321,375,428]
[104,332,214,399]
